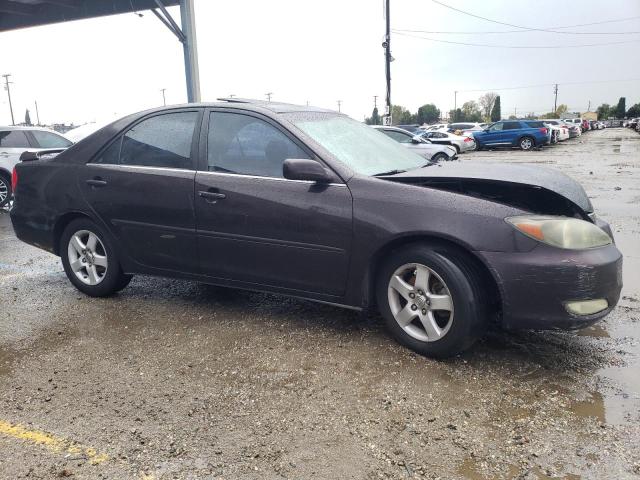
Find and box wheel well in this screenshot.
[52,212,93,255]
[365,235,502,323]
[0,168,10,182]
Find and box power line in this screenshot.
[393,27,640,35]
[393,30,640,48]
[455,78,640,93]
[429,0,640,35]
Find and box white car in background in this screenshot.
[422,123,448,131]
[373,126,458,162]
[446,122,486,137]
[542,120,570,142]
[0,126,73,207]
[418,129,476,153]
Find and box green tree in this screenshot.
[391,105,415,125]
[555,104,568,117]
[615,97,626,118]
[626,103,640,118]
[448,108,463,122]
[490,96,501,122]
[365,107,381,125]
[461,101,482,122]
[416,104,440,124]
[596,103,611,120]
[479,92,498,121]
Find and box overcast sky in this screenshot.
[1,0,639,126]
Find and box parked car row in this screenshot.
[624,118,640,132]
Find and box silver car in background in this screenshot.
[373,126,458,162]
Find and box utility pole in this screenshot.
[34,101,40,125]
[337,100,342,113]
[229,94,236,98]
[160,88,166,106]
[454,91,457,112]
[373,95,378,109]
[588,100,591,112]
[514,107,517,118]
[2,74,15,126]
[553,83,558,113]
[382,0,392,125]
[265,92,272,102]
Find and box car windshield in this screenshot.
[286,113,427,176]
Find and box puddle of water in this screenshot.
[457,457,520,480]
[575,324,610,338]
[569,391,605,423]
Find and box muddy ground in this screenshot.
[0,127,639,480]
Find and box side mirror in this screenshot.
[411,135,423,144]
[19,151,39,162]
[283,159,332,183]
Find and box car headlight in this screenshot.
[506,215,612,249]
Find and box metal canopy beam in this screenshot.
[0,0,200,104]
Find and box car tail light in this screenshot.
[464,137,472,142]
[11,167,18,192]
[539,127,548,134]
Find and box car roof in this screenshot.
[0,125,67,133]
[372,125,415,135]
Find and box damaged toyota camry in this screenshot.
[10,100,623,357]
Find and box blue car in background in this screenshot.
[472,120,550,151]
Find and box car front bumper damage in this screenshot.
[477,243,623,330]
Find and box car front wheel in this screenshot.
[431,152,450,162]
[60,218,132,297]
[376,244,485,358]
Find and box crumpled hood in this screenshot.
[391,161,594,214]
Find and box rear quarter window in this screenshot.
[525,121,545,128]
[0,130,30,148]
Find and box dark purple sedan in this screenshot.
[9,99,622,357]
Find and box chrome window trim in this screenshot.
[91,163,194,174]
[198,170,347,186]
[91,163,347,186]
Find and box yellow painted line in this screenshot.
[0,419,108,464]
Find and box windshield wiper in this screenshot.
[373,169,407,177]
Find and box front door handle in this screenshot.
[198,190,226,203]
[86,178,107,188]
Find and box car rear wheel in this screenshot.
[60,218,132,297]
[432,152,449,162]
[376,244,485,358]
[519,136,534,151]
[0,174,10,208]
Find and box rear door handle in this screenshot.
[198,190,226,203]
[86,178,107,187]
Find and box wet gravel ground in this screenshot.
[1,128,639,479]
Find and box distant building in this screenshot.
[582,112,597,121]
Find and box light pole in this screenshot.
[160,88,166,106]
[383,0,391,125]
[337,100,342,112]
[2,74,15,126]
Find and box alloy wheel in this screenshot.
[520,138,533,150]
[0,177,8,206]
[67,229,108,285]
[387,263,454,342]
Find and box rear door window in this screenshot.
[119,112,198,169]
[31,130,73,148]
[0,130,30,148]
[503,122,522,130]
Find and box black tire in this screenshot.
[376,244,485,358]
[0,173,11,208]
[519,136,535,151]
[60,218,132,297]
[432,152,449,163]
